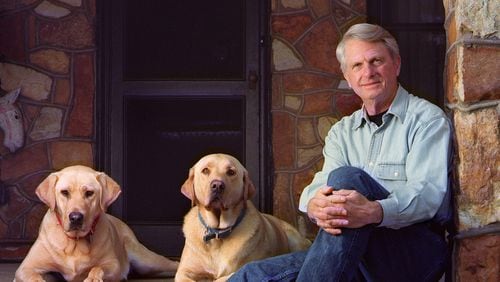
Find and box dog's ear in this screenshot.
[243,169,256,201]
[96,172,122,211]
[36,173,59,211]
[181,167,195,204]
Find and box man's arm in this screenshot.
[377,117,451,228]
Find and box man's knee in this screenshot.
[327,166,367,189]
[326,166,388,200]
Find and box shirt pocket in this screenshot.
[376,163,407,181]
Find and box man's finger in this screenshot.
[323,227,343,235]
[323,206,347,216]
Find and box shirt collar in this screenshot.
[353,85,409,129]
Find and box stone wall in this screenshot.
[443,0,500,280]
[270,0,365,238]
[0,0,95,259]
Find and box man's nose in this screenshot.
[361,63,376,77]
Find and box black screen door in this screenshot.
[368,0,446,107]
[98,0,268,258]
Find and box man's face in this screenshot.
[343,39,401,109]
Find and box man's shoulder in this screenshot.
[328,109,363,134]
[405,92,448,122]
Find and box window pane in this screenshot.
[124,0,246,81]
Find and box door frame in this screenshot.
[95,1,273,216]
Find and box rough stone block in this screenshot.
[298,19,341,75]
[50,141,93,170]
[454,107,500,230]
[456,234,500,282]
[456,0,499,38]
[460,45,500,102]
[272,112,296,169]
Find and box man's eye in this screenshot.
[373,58,383,65]
[85,191,94,198]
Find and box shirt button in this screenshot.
[369,162,374,167]
[394,171,399,177]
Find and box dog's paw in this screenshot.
[84,267,104,282]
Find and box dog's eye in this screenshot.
[61,190,69,197]
[202,168,210,175]
[85,191,94,198]
[227,169,236,176]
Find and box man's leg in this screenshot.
[230,166,388,282]
[363,222,448,281]
[228,251,307,282]
[296,166,389,282]
[297,166,447,282]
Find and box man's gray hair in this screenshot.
[336,23,400,72]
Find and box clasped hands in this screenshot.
[306,186,383,235]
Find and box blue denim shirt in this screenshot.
[299,86,452,229]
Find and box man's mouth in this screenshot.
[361,81,381,87]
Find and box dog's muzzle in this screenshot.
[209,180,226,209]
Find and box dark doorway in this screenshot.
[97,0,270,258]
[368,0,446,107]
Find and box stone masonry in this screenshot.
[443,0,499,280]
[0,0,95,259]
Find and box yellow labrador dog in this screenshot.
[176,154,311,282]
[15,165,179,282]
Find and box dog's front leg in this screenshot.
[14,270,46,282]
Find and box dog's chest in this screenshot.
[58,254,94,281]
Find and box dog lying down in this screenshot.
[175,153,311,281]
[15,165,179,282]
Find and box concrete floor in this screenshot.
[0,263,175,281]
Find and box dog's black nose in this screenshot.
[210,180,225,193]
[69,212,84,226]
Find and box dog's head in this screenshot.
[36,165,121,237]
[181,154,256,211]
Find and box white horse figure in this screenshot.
[0,88,24,152]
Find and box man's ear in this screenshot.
[181,167,196,205]
[395,54,401,76]
[96,172,122,211]
[35,173,59,211]
[243,169,256,201]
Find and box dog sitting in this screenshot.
[175,153,311,281]
[15,165,179,282]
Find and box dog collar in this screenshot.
[198,208,246,243]
[55,212,100,241]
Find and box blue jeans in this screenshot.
[229,167,448,282]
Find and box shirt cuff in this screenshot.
[298,186,316,213]
[377,197,399,227]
